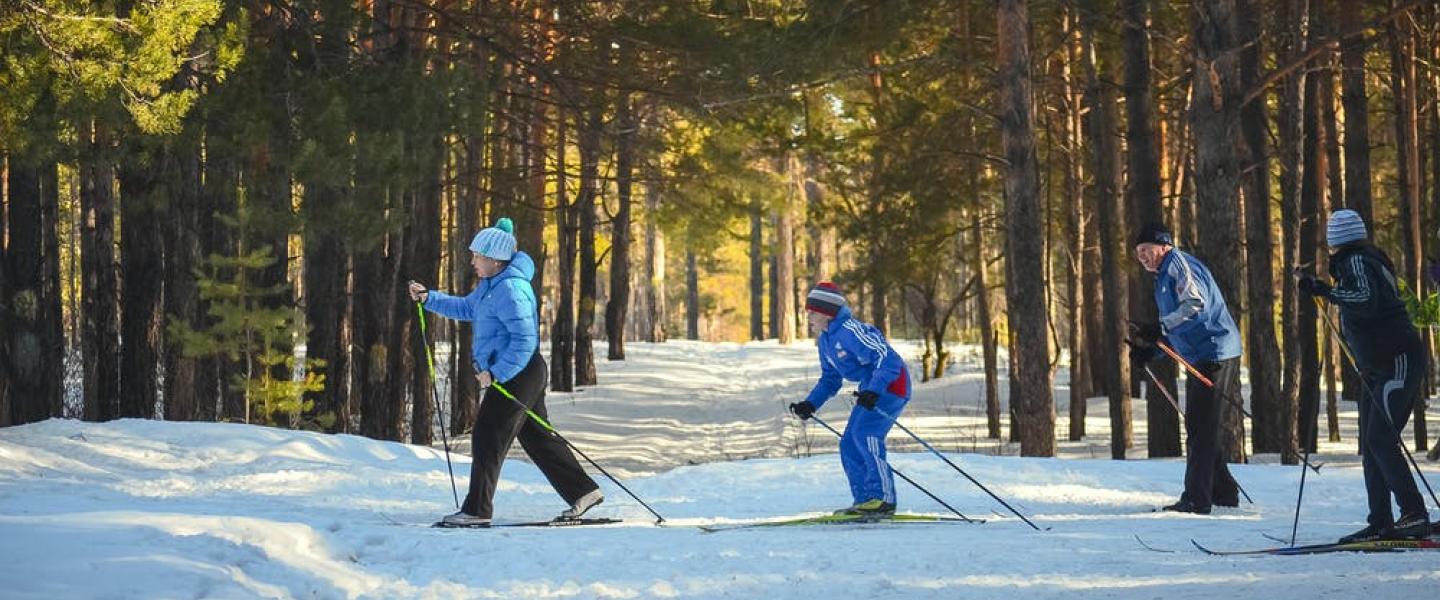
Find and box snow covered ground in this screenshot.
[2,340,1438,599]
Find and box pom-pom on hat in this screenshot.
[805,282,847,317]
[1326,209,1367,247]
[469,217,517,261]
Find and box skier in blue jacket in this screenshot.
[408,218,601,527]
[1130,223,1242,515]
[789,282,911,515]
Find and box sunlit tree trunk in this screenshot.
[1079,2,1130,458]
[998,0,1055,456]
[1191,0,1247,463]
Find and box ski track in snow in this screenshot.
[1,341,1437,599]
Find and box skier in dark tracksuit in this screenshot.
[1299,209,1431,543]
[408,218,602,527]
[1130,224,1242,515]
[789,282,911,515]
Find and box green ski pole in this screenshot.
[416,301,461,509]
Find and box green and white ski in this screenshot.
[698,512,981,533]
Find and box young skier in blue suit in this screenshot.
[408,218,601,527]
[789,282,912,515]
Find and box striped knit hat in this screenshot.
[469,217,517,261]
[1326,209,1367,247]
[805,282,847,317]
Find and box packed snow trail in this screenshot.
[3,341,1438,598]
[3,416,1439,599]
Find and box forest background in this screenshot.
[3,0,1439,464]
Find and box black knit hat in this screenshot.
[1134,223,1173,247]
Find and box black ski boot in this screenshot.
[1337,523,1388,544]
[1161,499,1212,515]
[1386,512,1431,540]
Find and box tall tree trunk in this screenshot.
[1431,4,1440,458]
[973,208,1001,439]
[409,139,442,445]
[575,103,601,386]
[1388,5,1428,451]
[118,152,164,420]
[998,0,1055,456]
[80,124,121,422]
[1298,26,1327,454]
[1237,0,1285,458]
[776,159,797,344]
[1277,0,1306,464]
[1339,0,1374,224]
[867,50,889,336]
[551,112,577,392]
[0,156,7,426]
[607,92,635,360]
[163,135,203,422]
[769,230,779,340]
[1081,3,1131,458]
[4,158,64,424]
[686,249,699,340]
[521,83,550,302]
[354,158,403,441]
[1191,0,1248,464]
[303,183,349,432]
[749,199,764,340]
[1063,11,1089,440]
[804,176,831,283]
[1122,0,1180,457]
[642,172,667,342]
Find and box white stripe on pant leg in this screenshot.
[1379,354,1405,429]
[867,436,893,504]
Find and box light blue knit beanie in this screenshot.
[469,217,517,261]
[1325,209,1367,247]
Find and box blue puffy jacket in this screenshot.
[1153,248,1242,364]
[423,251,539,383]
[804,306,911,408]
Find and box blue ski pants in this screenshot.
[840,392,908,505]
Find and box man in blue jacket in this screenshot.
[408,218,601,527]
[1130,224,1242,515]
[789,282,911,515]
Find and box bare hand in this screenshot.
[476,371,494,389]
[407,281,428,302]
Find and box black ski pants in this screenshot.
[461,352,599,519]
[1181,357,1241,509]
[1356,337,1428,527]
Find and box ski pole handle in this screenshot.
[1155,340,1214,388]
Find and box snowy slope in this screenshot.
[2,341,1438,599]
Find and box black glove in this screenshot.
[1126,339,1157,367]
[790,401,816,420]
[855,390,880,410]
[1128,321,1163,345]
[1297,275,1332,298]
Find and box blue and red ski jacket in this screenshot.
[804,306,910,409]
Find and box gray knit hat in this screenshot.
[469,217,517,261]
[1326,209,1367,247]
